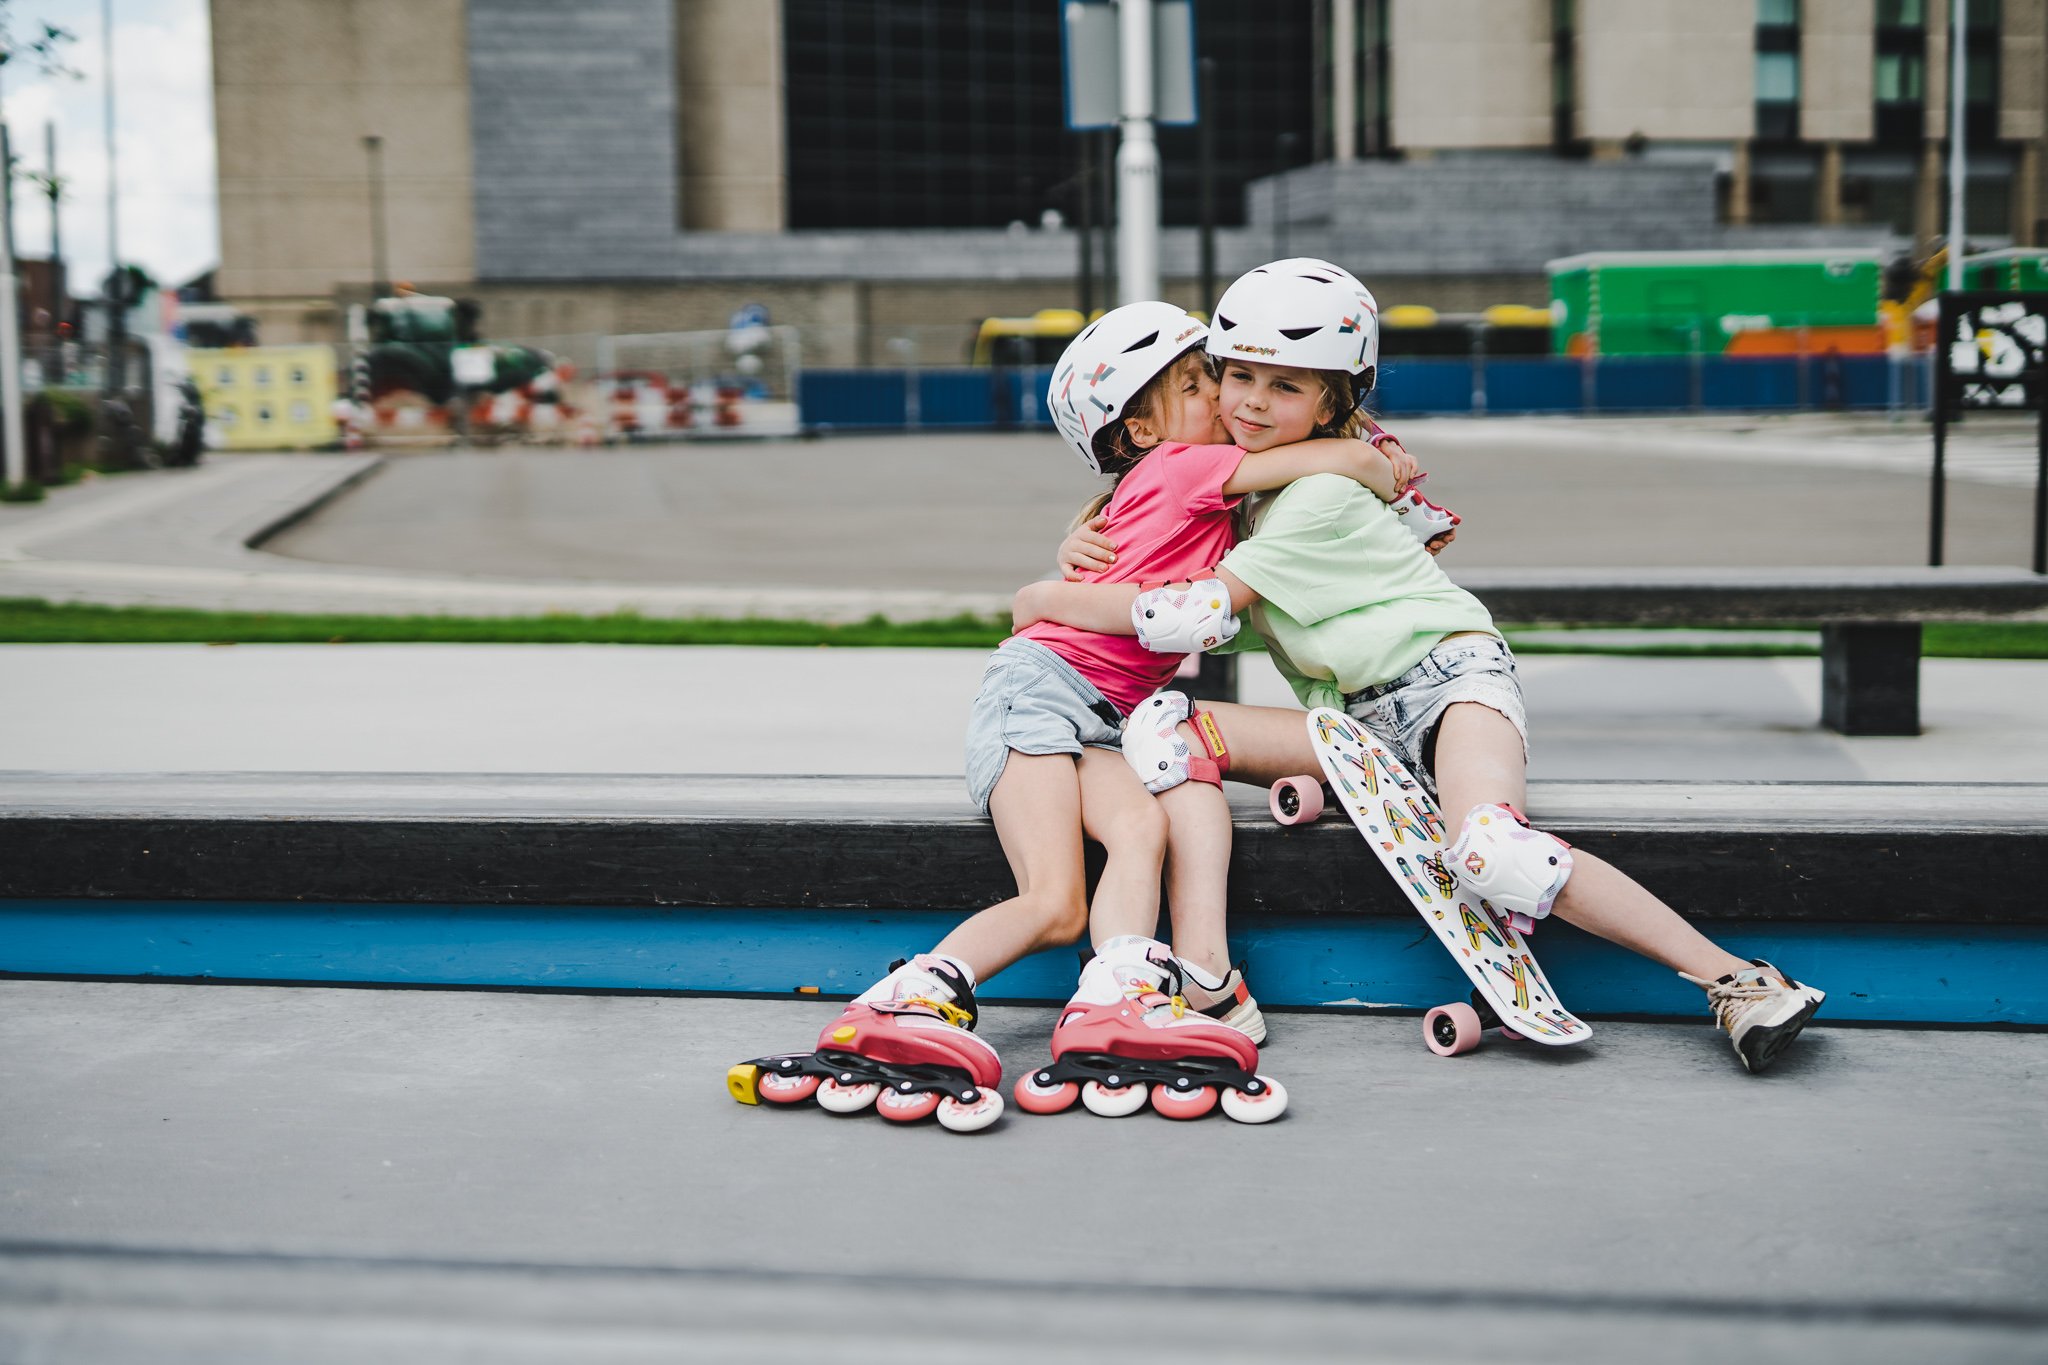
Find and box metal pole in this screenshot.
[1947,0,1967,290]
[1930,300,1951,565]
[1332,0,1356,163]
[46,122,58,263]
[1114,0,1159,304]
[0,116,25,488]
[2034,365,2046,575]
[364,135,389,300]
[103,0,125,395]
[1077,136,1094,317]
[1198,57,1216,311]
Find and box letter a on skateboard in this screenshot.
[1287,708,1591,1057]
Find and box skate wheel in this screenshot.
[875,1087,942,1123]
[1424,1002,1485,1057]
[815,1078,881,1113]
[936,1088,1005,1133]
[1080,1081,1149,1118]
[1220,1075,1289,1124]
[755,1069,821,1105]
[1270,776,1325,825]
[1499,1026,1525,1042]
[1013,1074,1080,1115]
[1150,1083,1218,1120]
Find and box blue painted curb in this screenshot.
[4,901,2041,1026]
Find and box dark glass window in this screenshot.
[1754,0,1799,145]
[781,0,1316,230]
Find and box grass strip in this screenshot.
[0,598,2043,658]
[0,598,1011,648]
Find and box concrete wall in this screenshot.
[468,0,681,278]
[675,0,786,230]
[1577,0,1752,142]
[1245,159,1897,275]
[1803,0,1876,142]
[1388,0,1552,150]
[212,0,475,299]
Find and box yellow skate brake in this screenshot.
[726,1063,762,1105]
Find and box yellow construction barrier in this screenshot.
[191,346,339,450]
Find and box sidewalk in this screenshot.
[3,980,2043,1364]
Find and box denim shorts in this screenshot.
[964,639,1125,813]
[1344,633,1529,793]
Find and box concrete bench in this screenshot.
[3,772,2044,1024]
[1205,566,2048,737]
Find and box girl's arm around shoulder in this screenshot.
[1013,569,1259,634]
[1222,438,1398,500]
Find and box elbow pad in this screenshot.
[1131,578,1239,655]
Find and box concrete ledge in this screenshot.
[3,772,2044,927]
[7,774,2043,1023]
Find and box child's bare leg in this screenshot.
[1431,702,1751,980]
[1185,702,1319,787]
[933,752,1091,978]
[1159,778,1233,976]
[1073,746,1169,948]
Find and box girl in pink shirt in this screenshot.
[727,302,1400,1131]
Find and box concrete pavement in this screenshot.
[1,641,2044,783]
[3,981,2044,1364]
[1,412,2044,620]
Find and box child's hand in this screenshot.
[1424,528,1457,556]
[1373,434,1421,492]
[1058,516,1117,580]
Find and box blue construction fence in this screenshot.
[798,353,1935,431]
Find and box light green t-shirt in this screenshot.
[1217,473,1498,710]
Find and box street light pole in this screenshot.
[103,0,124,395]
[1945,0,1967,291]
[1114,0,1159,304]
[363,134,389,300]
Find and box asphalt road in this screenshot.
[259,413,2048,591]
[3,980,2044,1364]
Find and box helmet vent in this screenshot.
[1122,331,1160,353]
[1299,273,1333,283]
[1216,315,1236,330]
[1279,326,1323,341]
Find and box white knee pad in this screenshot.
[1121,691,1230,795]
[1442,803,1572,935]
[1131,578,1239,655]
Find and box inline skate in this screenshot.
[1012,936,1287,1123]
[727,954,1005,1133]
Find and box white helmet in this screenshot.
[1047,302,1210,473]
[1207,259,1380,389]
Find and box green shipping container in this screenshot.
[1961,249,2048,293]
[1548,250,1885,356]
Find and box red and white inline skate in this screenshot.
[727,954,1005,1133]
[1012,936,1287,1123]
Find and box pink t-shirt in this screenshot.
[1016,441,1246,717]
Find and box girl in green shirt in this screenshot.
[1014,259,1826,1074]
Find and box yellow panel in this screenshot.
[190,345,340,450]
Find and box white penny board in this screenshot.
[1307,708,1590,1045]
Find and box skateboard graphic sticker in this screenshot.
[1305,707,1590,1046]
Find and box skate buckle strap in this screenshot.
[891,995,974,1029]
[1124,980,1186,1017]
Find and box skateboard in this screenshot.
[1274,707,1592,1056]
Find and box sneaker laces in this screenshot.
[1683,969,1786,1035]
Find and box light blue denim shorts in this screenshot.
[1344,633,1529,794]
[964,639,1125,813]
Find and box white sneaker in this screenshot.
[1680,959,1825,1074]
[1177,959,1267,1045]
